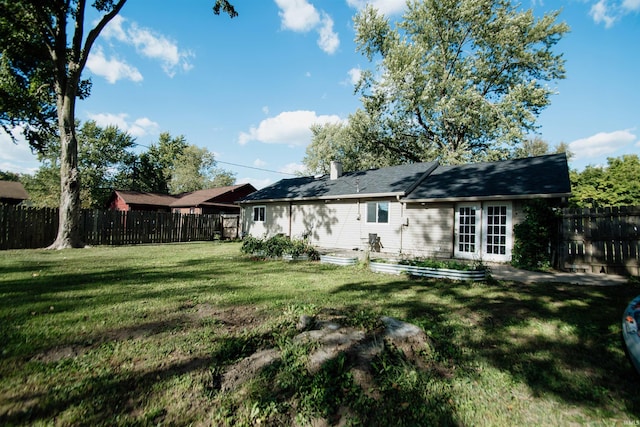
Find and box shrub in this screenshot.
[241,235,319,260]
[511,200,560,271]
[240,236,263,255]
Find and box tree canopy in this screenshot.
[304,0,568,173]
[570,155,640,208]
[0,0,237,248]
[21,125,235,208]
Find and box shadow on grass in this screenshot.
[2,245,639,424]
[331,277,640,418]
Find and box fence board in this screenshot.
[560,206,640,275]
[0,204,236,250]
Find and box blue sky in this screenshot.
[1,0,639,189]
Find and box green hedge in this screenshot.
[241,235,319,260]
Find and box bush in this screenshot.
[511,200,560,271]
[241,235,319,260]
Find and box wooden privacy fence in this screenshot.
[0,204,238,250]
[559,206,640,276]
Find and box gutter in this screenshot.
[238,191,407,204]
[405,192,572,204]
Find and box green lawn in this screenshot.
[1,242,639,426]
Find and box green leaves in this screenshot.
[571,155,640,208]
[350,0,569,164]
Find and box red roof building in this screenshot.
[108,184,256,214]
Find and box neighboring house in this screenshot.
[0,181,30,205]
[108,190,178,212]
[108,184,257,214]
[169,184,257,214]
[239,153,571,263]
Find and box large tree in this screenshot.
[119,132,235,194]
[22,120,137,208]
[351,0,569,165]
[0,0,237,248]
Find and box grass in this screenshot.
[1,241,639,426]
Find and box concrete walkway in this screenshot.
[490,264,631,286]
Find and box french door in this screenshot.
[454,203,512,262]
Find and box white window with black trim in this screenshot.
[366,201,389,223]
[252,205,265,222]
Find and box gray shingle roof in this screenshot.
[240,162,438,202]
[240,154,571,203]
[405,153,571,201]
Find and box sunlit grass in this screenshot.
[1,242,639,425]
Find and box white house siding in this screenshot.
[401,199,528,261]
[243,199,406,253]
[402,203,454,257]
[242,203,290,237]
[289,201,361,249]
[289,199,405,252]
[242,198,529,260]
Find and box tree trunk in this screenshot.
[48,93,84,249]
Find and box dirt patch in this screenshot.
[216,309,433,395]
[191,303,268,333]
[31,345,88,363]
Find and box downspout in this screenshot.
[397,194,403,254]
[288,202,292,238]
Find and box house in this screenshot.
[108,183,257,214]
[0,181,30,205]
[108,190,178,212]
[238,153,571,263]
[169,184,257,214]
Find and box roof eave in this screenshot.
[239,192,406,204]
[405,192,572,204]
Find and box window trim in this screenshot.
[252,205,266,222]
[366,201,389,224]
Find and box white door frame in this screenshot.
[454,202,513,262]
[482,202,512,263]
[454,204,481,260]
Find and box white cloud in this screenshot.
[347,67,362,85]
[87,113,160,138]
[623,0,640,11]
[590,0,617,28]
[317,13,340,54]
[101,15,193,78]
[569,129,637,159]
[0,129,40,175]
[280,162,306,175]
[588,0,640,27]
[86,45,143,84]
[238,110,344,146]
[237,176,273,190]
[253,158,267,167]
[102,14,128,41]
[275,0,320,31]
[262,106,270,115]
[346,0,406,15]
[274,0,339,54]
